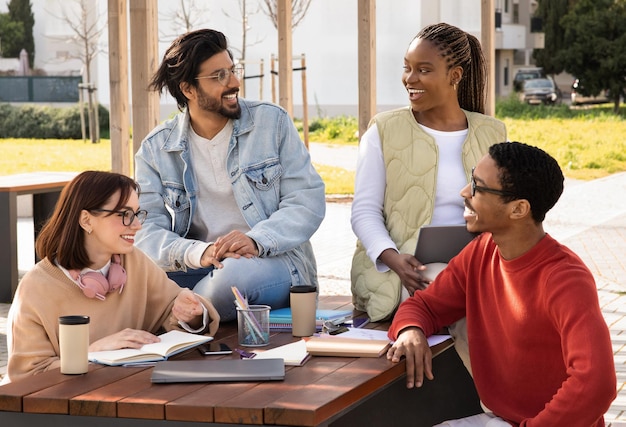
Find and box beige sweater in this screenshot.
[5,248,219,383]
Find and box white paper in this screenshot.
[335,328,451,348]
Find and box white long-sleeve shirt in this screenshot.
[351,123,468,271]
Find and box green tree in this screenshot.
[7,0,34,66]
[0,14,25,59]
[558,0,626,113]
[532,0,570,76]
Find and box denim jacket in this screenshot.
[134,99,326,287]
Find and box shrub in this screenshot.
[0,103,109,139]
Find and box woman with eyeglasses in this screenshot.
[3,171,219,383]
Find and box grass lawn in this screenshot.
[1,104,625,194]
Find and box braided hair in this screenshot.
[489,142,564,222]
[415,23,487,113]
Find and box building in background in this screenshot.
[0,0,544,119]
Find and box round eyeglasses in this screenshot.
[90,208,148,226]
[195,64,244,87]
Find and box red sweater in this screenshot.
[389,233,616,426]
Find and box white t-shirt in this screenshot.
[184,121,250,268]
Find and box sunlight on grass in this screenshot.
[2,105,626,195]
[0,139,114,174]
[502,117,626,180]
[313,164,355,195]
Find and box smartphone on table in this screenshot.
[198,342,233,355]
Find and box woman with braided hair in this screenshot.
[350,23,506,369]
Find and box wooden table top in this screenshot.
[0,295,454,426]
[0,172,77,192]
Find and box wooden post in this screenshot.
[259,58,264,100]
[78,83,86,143]
[481,0,496,116]
[277,0,293,116]
[239,58,246,98]
[107,0,131,176]
[270,54,277,103]
[357,0,376,140]
[129,0,160,160]
[300,54,309,149]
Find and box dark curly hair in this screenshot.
[414,22,487,113]
[489,142,564,222]
[150,29,233,111]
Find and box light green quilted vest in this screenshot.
[351,107,506,321]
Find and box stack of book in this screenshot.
[269,307,353,332]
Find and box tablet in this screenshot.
[414,224,478,264]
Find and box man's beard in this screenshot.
[197,86,241,119]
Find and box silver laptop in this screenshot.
[414,224,478,264]
[150,358,285,383]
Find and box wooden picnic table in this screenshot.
[0,172,77,302]
[0,295,482,426]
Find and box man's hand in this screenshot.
[199,244,225,268]
[386,326,433,388]
[213,230,259,260]
[378,249,431,295]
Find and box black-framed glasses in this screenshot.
[90,208,148,226]
[195,64,244,87]
[470,167,516,198]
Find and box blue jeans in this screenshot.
[170,256,293,322]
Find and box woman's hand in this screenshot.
[88,328,160,352]
[378,249,431,295]
[172,289,204,325]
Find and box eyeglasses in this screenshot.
[195,64,244,87]
[470,167,516,198]
[91,208,148,226]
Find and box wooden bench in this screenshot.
[0,172,77,302]
[0,295,482,426]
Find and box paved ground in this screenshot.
[2,142,626,424]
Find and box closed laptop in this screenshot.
[151,358,285,383]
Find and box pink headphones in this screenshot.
[69,254,127,300]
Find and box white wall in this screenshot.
[8,0,486,119]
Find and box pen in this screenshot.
[231,286,265,344]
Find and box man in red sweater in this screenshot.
[388,142,616,426]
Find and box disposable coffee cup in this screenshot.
[237,305,270,347]
[59,315,90,375]
[290,285,317,337]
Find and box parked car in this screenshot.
[571,79,610,105]
[513,68,544,92]
[519,78,562,105]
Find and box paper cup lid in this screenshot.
[290,285,317,293]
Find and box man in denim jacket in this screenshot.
[134,29,326,321]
